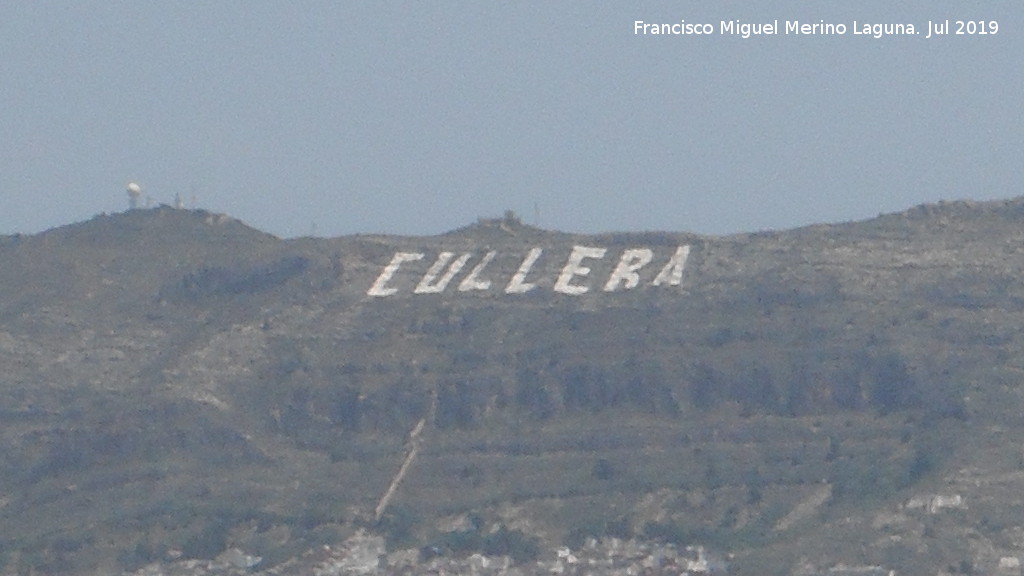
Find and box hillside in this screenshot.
[4,200,1024,575]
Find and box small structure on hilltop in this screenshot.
[126,182,142,210]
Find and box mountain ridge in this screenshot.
[4,197,1024,574]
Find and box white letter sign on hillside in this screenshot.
[553,246,607,295]
[652,245,690,287]
[603,248,654,292]
[505,248,544,294]
[458,250,497,292]
[414,252,472,294]
[366,244,691,297]
[366,252,425,297]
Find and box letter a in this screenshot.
[367,252,425,296]
[651,245,690,287]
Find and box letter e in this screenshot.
[554,245,607,295]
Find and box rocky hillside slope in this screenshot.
[4,200,1024,575]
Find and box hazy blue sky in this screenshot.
[2,2,1021,238]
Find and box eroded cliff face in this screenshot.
[3,200,1024,574]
